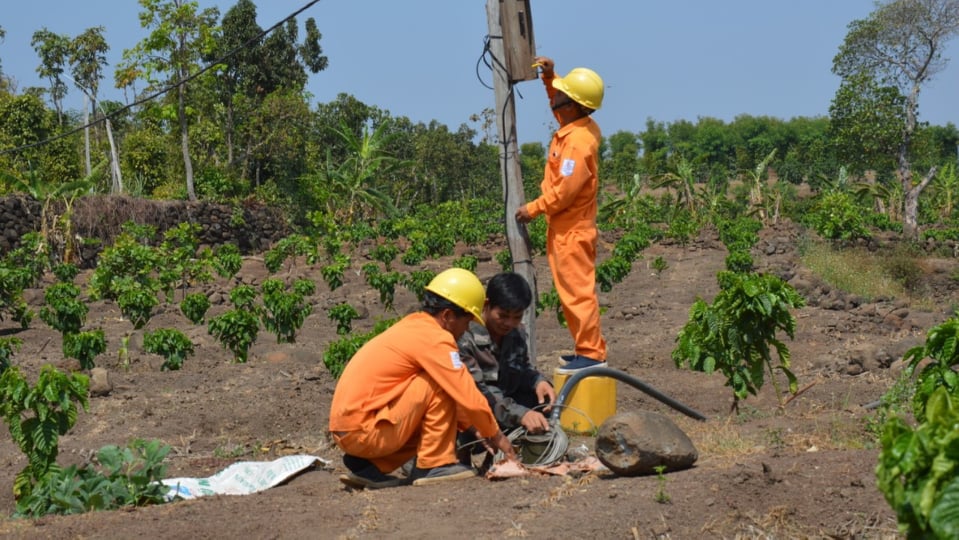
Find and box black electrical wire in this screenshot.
[0,0,321,157]
[476,33,534,270]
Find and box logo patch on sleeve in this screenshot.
[561,158,576,176]
[450,351,463,369]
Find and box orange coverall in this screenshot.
[329,312,500,472]
[524,72,608,362]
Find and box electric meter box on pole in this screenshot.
[500,0,537,83]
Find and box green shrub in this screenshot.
[452,254,478,272]
[63,330,107,370]
[39,282,88,336]
[15,439,170,518]
[212,243,243,278]
[323,318,397,378]
[0,365,89,501]
[724,250,754,273]
[116,280,158,330]
[877,387,959,538]
[903,317,959,423]
[229,284,257,310]
[144,328,195,371]
[320,253,350,291]
[403,269,436,302]
[180,293,211,325]
[208,309,260,363]
[260,278,313,343]
[673,271,805,408]
[0,337,22,374]
[803,190,870,241]
[88,232,158,301]
[362,264,402,311]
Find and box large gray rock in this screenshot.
[89,367,113,397]
[595,411,698,476]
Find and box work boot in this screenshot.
[556,355,604,373]
[339,454,403,490]
[399,457,416,477]
[410,463,475,486]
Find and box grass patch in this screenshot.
[799,241,905,301]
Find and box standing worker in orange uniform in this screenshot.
[329,268,519,489]
[515,56,608,371]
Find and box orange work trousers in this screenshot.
[547,227,607,361]
[331,372,459,473]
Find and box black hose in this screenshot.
[550,366,708,423]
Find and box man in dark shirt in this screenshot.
[457,272,556,434]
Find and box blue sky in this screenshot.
[2,0,958,145]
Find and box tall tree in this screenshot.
[828,72,904,177]
[257,17,327,95]
[117,0,220,201]
[30,29,71,125]
[212,0,263,167]
[0,26,6,84]
[69,27,113,181]
[832,0,959,239]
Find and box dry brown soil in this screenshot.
[1,221,956,539]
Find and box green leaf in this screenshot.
[931,477,959,538]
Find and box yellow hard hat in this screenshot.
[552,67,604,110]
[425,268,485,325]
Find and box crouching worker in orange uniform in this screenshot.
[515,56,608,372]
[329,268,520,489]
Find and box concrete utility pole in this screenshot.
[485,0,537,360]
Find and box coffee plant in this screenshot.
[370,242,399,269]
[260,278,314,343]
[323,318,397,378]
[208,309,260,363]
[264,234,317,273]
[672,271,805,409]
[51,262,80,283]
[0,337,22,373]
[328,303,360,335]
[144,328,195,371]
[212,243,243,278]
[321,253,350,291]
[902,317,959,423]
[116,279,159,330]
[403,269,436,302]
[88,230,158,301]
[180,292,211,325]
[15,439,170,518]
[452,254,478,272]
[39,282,88,337]
[157,222,212,301]
[0,365,89,501]
[877,386,959,539]
[229,284,257,311]
[362,263,402,311]
[0,265,34,329]
[63,330,107,370]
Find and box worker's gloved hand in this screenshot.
[520,410,550,434]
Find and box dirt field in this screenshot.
[1,221,954,539]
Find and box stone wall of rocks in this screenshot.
[0,195,291,261]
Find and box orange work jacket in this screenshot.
[329,311,500,439]
[524,72,602,235]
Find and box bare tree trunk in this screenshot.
[899,84,923,240]
[105,117,123,193]
[179,80,196,201]
[83,95,92,177]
